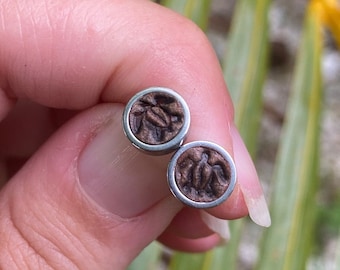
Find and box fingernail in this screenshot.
[230,125,271,227]
[200,211,230,241]
[78,106,170,218]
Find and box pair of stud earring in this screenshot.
[122,87,236,209]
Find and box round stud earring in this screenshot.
[123,87,190,155]
[167,141,237,208]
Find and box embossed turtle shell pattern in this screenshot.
[129,92,185,145]
[174,146,231,202]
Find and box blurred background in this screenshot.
[129,0,340,269]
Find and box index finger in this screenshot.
[1,0,233,144]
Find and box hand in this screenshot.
[0,0,270,269]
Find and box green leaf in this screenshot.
[160,0,211,31]
[127,242,163,270]
[223,0,270,155]
[169,252,206,270]
[219,0,271,268]
[256,8,323,270]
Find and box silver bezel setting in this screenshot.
[123,87,190,155]
[167,141,237,208]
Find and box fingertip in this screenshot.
[230,125,271,227]
[200,211,230,241]
[158,232,221,253]
[206,183,248,220]
[162,207,214,239]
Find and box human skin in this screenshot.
[0,0,270,269]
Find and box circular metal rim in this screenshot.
[167,141,237,208]
[123,87,190,155]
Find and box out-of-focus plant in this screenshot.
[256,3,323,268]
[160,0,211,31]
[128,0,340,269]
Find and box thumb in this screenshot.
[0,104,181,269]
